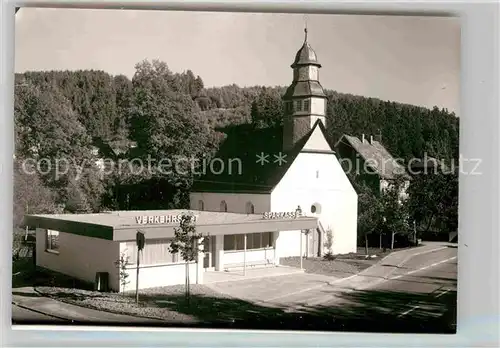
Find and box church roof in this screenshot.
[291,28,321,68]
[292,42,321,68]
[191,120,332,194]
[337,134,410,180]
[283,80,327,99]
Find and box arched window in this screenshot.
[198,200,204,211]
[220,200,228,212]
[245,202,255,214]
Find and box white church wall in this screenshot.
[271,151,358,257]
[302,123,330,151]
[310,97,326,115]
[189,192,270,213]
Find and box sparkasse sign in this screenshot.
[262,211,302,219]
[135,215,199,225]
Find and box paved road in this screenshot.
[11,287,163,325]
[12,303,67,324]
[11,243,457,333]
[235,245,458,333]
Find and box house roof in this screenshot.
[337,134,409,180]
[409,156,450,174]
[191,120,332,193]
[25,210,318,241]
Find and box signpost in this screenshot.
[135,230,145,304]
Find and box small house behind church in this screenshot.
[335,134,410,196]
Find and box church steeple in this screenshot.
[282,26,327,151]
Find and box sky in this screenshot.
[15,8,460,115]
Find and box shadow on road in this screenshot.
[133,287,457,333]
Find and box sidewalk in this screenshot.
[12,287,162,324]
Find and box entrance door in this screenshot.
[308,228,321,257]
[203,236,216,270]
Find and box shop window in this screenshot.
[262,232,272,248]
[235,235,245,250]
[125,239,180,265]
[45,230,59,253]
[224,235,235,251]
[223,232,274,251]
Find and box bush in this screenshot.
[323,251,336,261]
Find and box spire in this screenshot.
[303,15,308,43]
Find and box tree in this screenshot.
[407,171,458,235]
[356,181,384,254]
[128,60,222,209]
[64,179,92,213]
[380,175,411,249]
[169,214,203,303]
[250,87,284,128]
[13,159,57,227]
[114,251,131,293]
[323,228,335,260]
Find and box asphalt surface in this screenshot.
[11,244,457,333]
[224,245,458,333]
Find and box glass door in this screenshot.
[203,236,216,270]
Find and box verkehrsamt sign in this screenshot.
[135,215,199,225]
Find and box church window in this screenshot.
[304,100,310,112]
[295,100,302,111]
[220,200,228,212]
[245,202,255,214]
[311,202,322,214]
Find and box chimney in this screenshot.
[361,134,365,143]
[370,135,374,144]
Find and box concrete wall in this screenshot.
[36,228,120,291]
[271,150,358,256]
[189,192,270,214]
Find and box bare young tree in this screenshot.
[169,213,203,303]
[114,251,131,293]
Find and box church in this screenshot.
[190,28,358,271]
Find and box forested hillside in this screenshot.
[14,59,459,238]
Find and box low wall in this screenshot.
[223,248,276,267]
[124,262,201,291]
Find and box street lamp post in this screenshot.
[295,206,303,269]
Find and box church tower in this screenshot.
[283,27,328,151]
